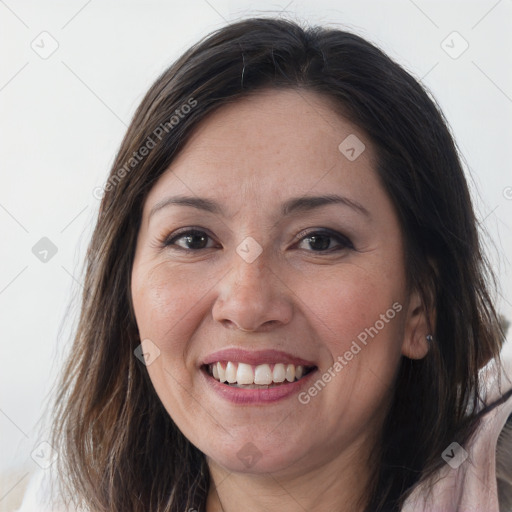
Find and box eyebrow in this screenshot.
[148,194,370,219]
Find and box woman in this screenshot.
[23,17,512,512]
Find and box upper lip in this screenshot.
[201,348,316,367]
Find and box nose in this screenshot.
[211,248,293,333]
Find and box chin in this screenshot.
[203,436,311,475]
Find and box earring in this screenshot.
[426,334,433,343]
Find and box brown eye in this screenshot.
[164,229,216,251]
[296,229,354,252]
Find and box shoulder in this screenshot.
[402,351,512,512]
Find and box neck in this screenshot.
[205,436,374,512]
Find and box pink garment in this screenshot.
[402,351,512,512]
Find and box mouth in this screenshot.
[200,349,318,402]
[203,361,317,388]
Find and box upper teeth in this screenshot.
[210,362,306,385]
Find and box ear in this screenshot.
[401,289,433,360]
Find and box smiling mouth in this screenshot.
[204,361,317,388]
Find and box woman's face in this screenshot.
[131,88,428,478]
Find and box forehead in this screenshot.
[144,88,378,212]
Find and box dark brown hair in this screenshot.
[49,17,509,512]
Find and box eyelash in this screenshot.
[160,227,354,254]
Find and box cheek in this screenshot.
[308,263,402,326]
[130,263,202,411]
[131,262,206,345]
[131,263,210,431]
[300,265,406,383]
[287,271,406,448]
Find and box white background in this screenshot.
[1,0,511,507]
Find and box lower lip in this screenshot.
[200,367,317,404]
